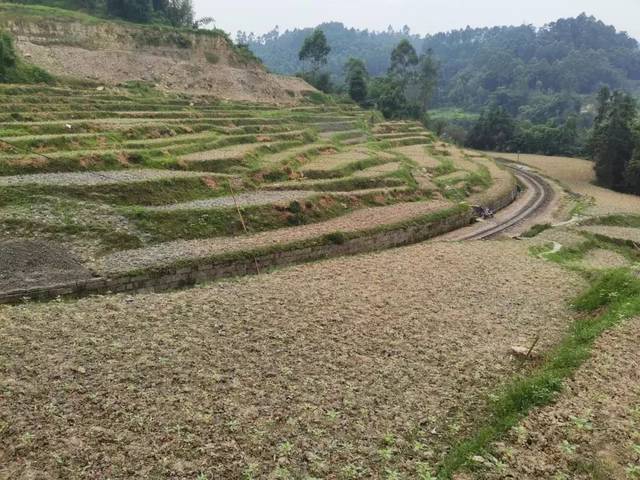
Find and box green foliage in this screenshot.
[466,105,516,151]
[246,15,640,145]
[389,39,418,78]
[589,87,638,192]
[299,28,331,72]
[344,58,368,105]
[0,30,52,84]
[8,0,195,26]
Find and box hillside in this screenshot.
[0,3,314,103]
[247,15,640,116]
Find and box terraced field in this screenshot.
[0,83,514,296]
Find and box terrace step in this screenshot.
[93,199,453,275]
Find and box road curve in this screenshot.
[456,164,554,241]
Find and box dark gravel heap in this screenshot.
[0,239,93,292]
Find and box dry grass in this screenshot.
[301,148,371,171]
[0,241,582,479]
[496,153,640,216]
[580,225,640,244]
[392,145,441,168]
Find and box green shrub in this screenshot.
[0,30,53,83]
[204,51,220,64]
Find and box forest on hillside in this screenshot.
[246,15,640,156]
[5,0,199,27]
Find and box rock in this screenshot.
[511,345,541,359]
[96,86,105,91]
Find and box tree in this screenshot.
[369,77,409,119]
[466,105,516,151]
[417,50,438,114]
[589,88,637,191]
[0,31,18,82]
[164,0,194,27]
[107,0,153,23]
[389,39,418,79]
[344,58,368,105]
[299,29,331,73]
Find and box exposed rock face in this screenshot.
[1,14,314,103]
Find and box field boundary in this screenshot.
[0,184,518,305]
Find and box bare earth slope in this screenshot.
[0,6,314,103]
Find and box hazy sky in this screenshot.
[194,0,640,41]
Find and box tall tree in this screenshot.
[0,31,18,82]
[467,105,516,151]
[417,50,438,114]
[590,88,637,190]
[299,29,331,73]
[389,39,418,80]
[344,58,369,105]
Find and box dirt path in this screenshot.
[147,190,316,211]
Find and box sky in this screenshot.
[194,0,640,41]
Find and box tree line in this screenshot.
[297,29,438,121]
[7,0,199,27]
[247,15,640,155]
[589,88,640,194]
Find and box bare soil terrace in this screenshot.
[0,240,582,480]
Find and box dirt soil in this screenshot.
[14,35,313,104]
[580,225,640,244]
[0,239,93,291]
[0,240,583,479]
[581,248,631,270]
[481,316,640,480]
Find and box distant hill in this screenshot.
[246,14,640,115]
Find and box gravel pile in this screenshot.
[0,240,582,479]
[0,239,93,291]
[93,199,453,274]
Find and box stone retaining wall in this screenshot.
[0,185,518,305]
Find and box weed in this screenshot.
[521,223,553,238]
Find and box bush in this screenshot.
[0,31,53,84]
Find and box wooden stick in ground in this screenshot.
[526,335,540,359]
[227,180,261,275]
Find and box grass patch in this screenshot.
[521,223,553,238]
[582,214,640,229]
